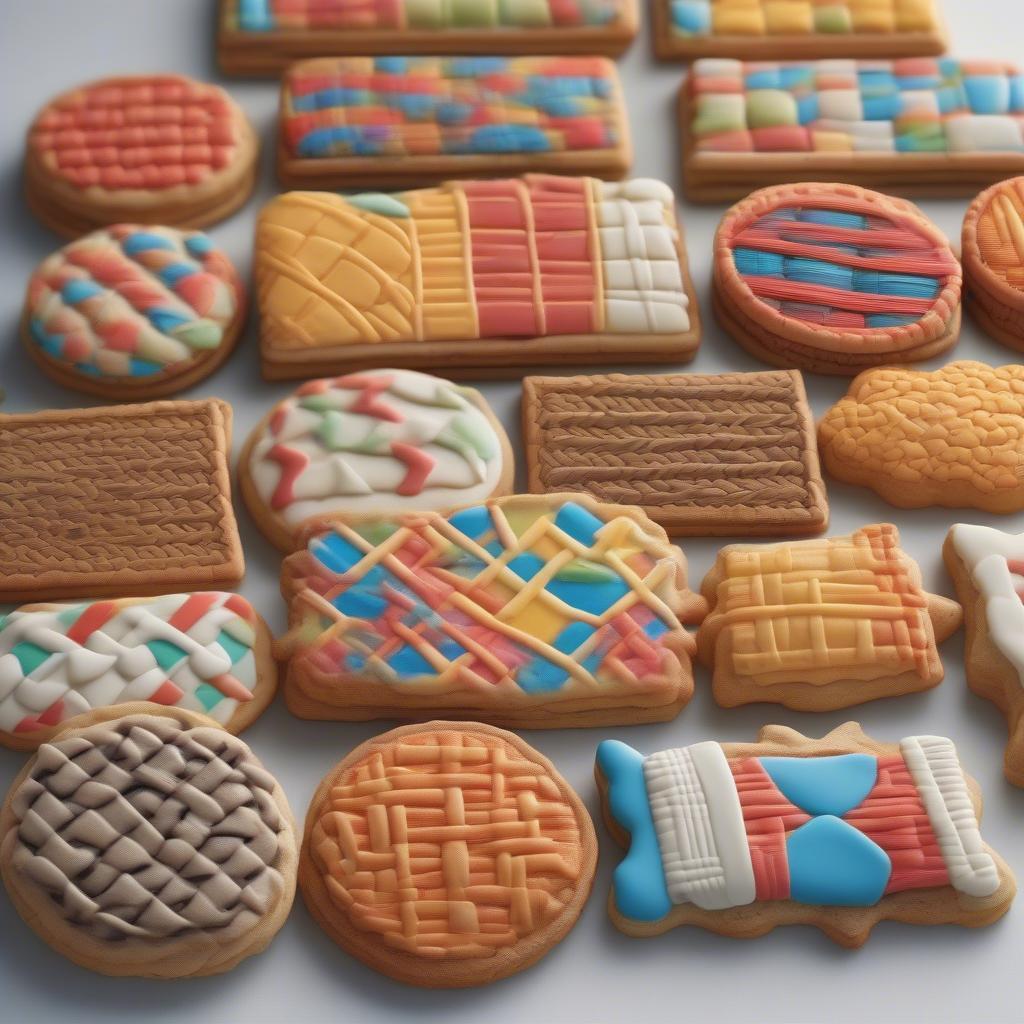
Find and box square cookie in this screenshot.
[522,370,828,536]
[256,176,699,379]
[0,400,244,602]
[277,56,631,189]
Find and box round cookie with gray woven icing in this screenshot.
[0,706,297,977]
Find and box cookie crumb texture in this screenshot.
[1,713,294,976]
[303,723,596,986]
[819,361,1024,512]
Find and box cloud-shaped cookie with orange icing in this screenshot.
[818,361,1024,513]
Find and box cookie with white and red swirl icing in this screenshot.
[22,225,245,399]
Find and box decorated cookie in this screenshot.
[818,361,1024,514]
[256,177,699,379]
[300,721,596,986]
[25,75,258,237]
[962,176,1024,351]
[218,0,639,73]
[596,722,1015,947]
[0,593,275,751]
[697,525,962,711]
[681,59,1024,202]
[655,0,946,61]
[277,494,707,727]
[523,370,828,536]
[23,225,245,399]
[240,370,514,551]
[0,707,297,977]
[277,57,630,189]
[944,525,1024,787]
[713,183,962,374]
[0,399,244,602]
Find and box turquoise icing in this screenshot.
[387,644,434,677]
[554,502,604,546]
[216,629,251,665]
[759,754,877,818]
[507,552,545,580]
[448,505,493,540]
[346,192,411,218]
[786,816,892,906]
[122,231,176,254]
[546,577,629,615]
[596,740,671,922]
[312,532,367,574]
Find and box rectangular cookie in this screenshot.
[522,370,828,536]
[276,494,707,727]
[218,0,639,74]
[682,58,1024,202]
[256,176,699,380]
[277,56,631,189]
[654,0,946,61]
[0,400,244,602]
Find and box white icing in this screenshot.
[950,524,1024,683]
[643,742,755,910]
[900,736,1000,899]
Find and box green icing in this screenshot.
[500,0,550,27]
[406,0,444,27]
[194,682,224,711]
[298,394,338,413]
[357,521,400,546]
[745,90,799,129]
[449,411,497,458]
[452,0,498,26]
[557,558,620,584]
[147,638,187,670]
[55,605,85,628]
[11,641,52,675]
[814,6,852,33]
[216,629,250,665]
[172,319,223,350]
[347,193,410,218]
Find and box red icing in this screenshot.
[37,699,66,727]
[66,600,117,644]
[150,680,186,705]
[336,373,403,422]
[168,592,220,632]
[267,443,310,510]
[224,593,255,620]
[208,673,255,701]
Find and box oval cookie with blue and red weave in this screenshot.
[713,182,962,374]
[22,225,245,399]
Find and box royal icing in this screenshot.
[0,593,260,733]
[26,226,239,380]
[950,524,1024,682]
[247,370,505,524]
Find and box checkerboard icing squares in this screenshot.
[597,729,1002,927]
[255,176,694,377]
[683,58,1024,199]
[278,495,703,724]
[0,594,265,738]
[277,56,628,186]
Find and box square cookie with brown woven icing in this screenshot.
[522,370,828,536]
[0,399,244,602]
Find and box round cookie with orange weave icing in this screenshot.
[963,176,1024,352]
[239,369,515,551]
[25,75,258,237]
[713,182,962,374]
[299,721,597,987]
[22,225,245,399]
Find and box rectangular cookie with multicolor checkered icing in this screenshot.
[682,58,1024,201]
[654,1,946,61]
[275,494,707,727]
[255,176,700,379]
[218,0,638,74]
[277,56,630,189]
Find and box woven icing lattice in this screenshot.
[688,58,1024,154]
[281,56,619,160]
[29,76,242,192]
[9,716,284,940]
[310,728,587,957]
[670,0,940,36]
[974,177,1024,292]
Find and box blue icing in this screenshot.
[733,247,784,277]
[393,93,440,119]
[897,74,941,91]
[483,539,505,558]
[760,754,877,818]
[375,56,409,74]
[437,638,467,661]
[866,313,920,328]
[31,319,64,358]
[448,57,507,76]
[238,0,273,30]
[184,233,214,257]
[122,231,175,254]
[293,87,367,112]
[670,0,711,34]
[784,258,855,292]
[75,362,102,376]
[61,280,103,304]
[936,84,967,114]
[147,308,192,333]
[312,532,367,574]
[507,552,545,580]
[746,69,781,90]
[517,655,571,693]
[863,94,903,120]
[387,644,435,677]
[1011,75,1024,112]
[798,209,867,230]
[448,505,493,540]
[853,270,939,299]
[965,74,1010,115]
[468,124,551,154]
[779,66,814,89]
[546,577,629,615]
[129,358,162,377]
[796,94,819,124]
[787,816,891,906]
[437,101,473,125]
[644,616,670,640]
[345,651,368,672]
[597,741,671,922]
[554,501,604,546]
[553,621,597,655]
[333,588,388,619]
[157,262,196,287]
[297,125,381,157]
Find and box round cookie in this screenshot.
[23,225,245,399]
[25,75,258,237]
[0,706,297,977]
[239,369,515,551]
[962,176,1024,352]
[713,182,962,374]
[299,721,597,987]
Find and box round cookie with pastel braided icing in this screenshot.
[239,369,515,551]
[22,225,245,399]
[299,721,597,987]
[0,706,297,977]
[713,182,962,375]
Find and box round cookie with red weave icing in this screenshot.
[239,369,515,551]
[25,75,258,237]
[22,225,245,399]
[299,721,597,987]
[713,182,962,375]
[0,706,297,977]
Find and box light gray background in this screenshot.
[1,2,1022,1021]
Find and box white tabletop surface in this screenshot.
[1,2,1023,1022]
